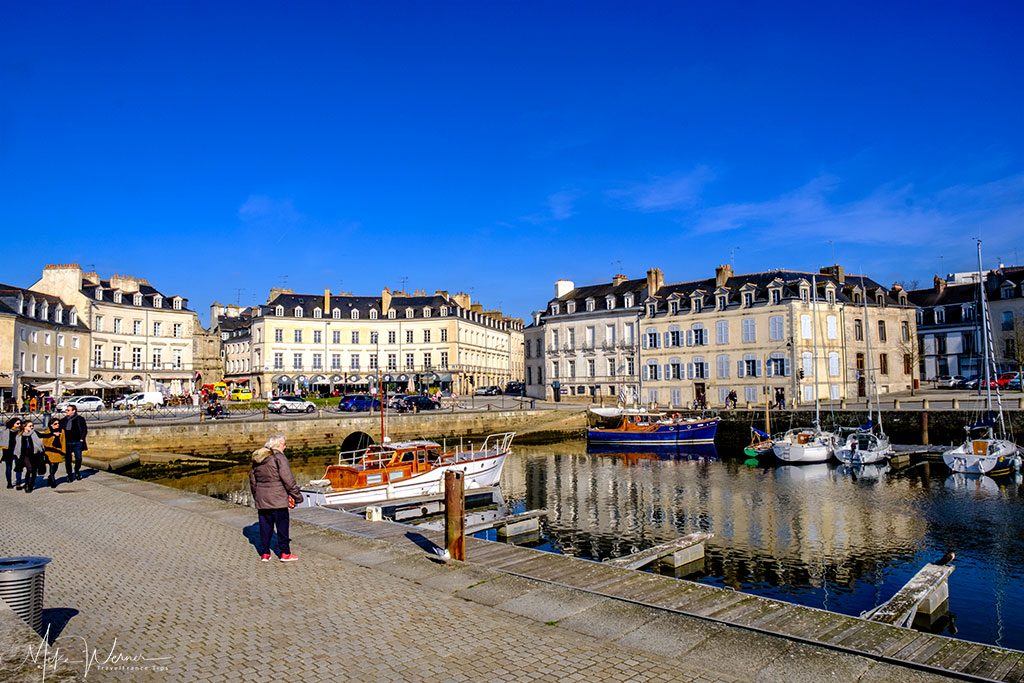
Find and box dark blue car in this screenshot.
[338,394,382,412]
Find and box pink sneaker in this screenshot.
[279,553,299,562]
[260,554,271,562]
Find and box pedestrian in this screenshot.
[13,421,44,493]
[727,389,738,409]
[2,416,23,489]
[778,387,786,410]
[249,433,303,562]
[60,404,88,481]
[42,417,66,488]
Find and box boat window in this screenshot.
[401,450,416,463]
[416,448,426,462]
[366,473,383,485]
[390,470,405,480]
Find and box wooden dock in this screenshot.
[604,532,713,570]
[864,563,954,628]
[291,504,1024,682]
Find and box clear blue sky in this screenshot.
[2,2,1022,325]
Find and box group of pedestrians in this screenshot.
[2,405,87,493]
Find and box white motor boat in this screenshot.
[772,428,838,463]
[835,430,893,465]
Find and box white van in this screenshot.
[117,391,165,409]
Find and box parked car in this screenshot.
[230,387,253,400]
[55,395,105,412]
[338,394,382,412]
[402,396,440,411]
[113,391,166,409]
[997,372,1022,389]
[386,395,411,412]
[935,375,965,389]
[268,396,316,414]
[474,385,501,396]
[504,381,525,395]
[959,376,998,390]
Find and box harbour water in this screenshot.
[136,437,1024,651]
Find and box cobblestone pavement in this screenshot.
[0,472,746,683]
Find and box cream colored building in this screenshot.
[215,288,524,398]
[31,264,198,394]
[0,284,90,408]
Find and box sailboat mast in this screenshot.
[861,273,882,433]
[977,241,993,415]
[812,275,820,429]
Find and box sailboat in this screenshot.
[744,361,774,458]
[942,242,1022,477]
[835,275,893,465]
[773,275,838,463]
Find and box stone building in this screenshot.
[213,287,524,398]
[906,277,982,381]
[0,284,90,408]
[987,266,1024,375]
[529,265,918,408]
[30,264,199,394]
[524,275,648,402]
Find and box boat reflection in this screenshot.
[772,463,830,482]
[944,472,1000,496]
[586,441,718,463]
[835,462,890,481]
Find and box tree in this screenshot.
[897,327,924,396]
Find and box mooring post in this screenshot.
[921,411,929,445]
[444,470,465,561]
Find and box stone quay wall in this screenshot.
[88,409,587,457]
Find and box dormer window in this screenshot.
[717,295,727,311]
[55,305,63,323]
[40,301,49,319]
[423,307,431,318]
[648,303,657,316]
[351,309,359,319]
[743,292,754,307]
[852,291,861,304]
[114,291,123,304]
[567,301,576,314]
[16,294,23,315]
[692,297,703,313]
[275,305,284,316]
[898,292,907,306]
[800,287,809,303]
[388,310,396,319]
[606,295,615,310]
[370,309,378,320]
[624,294,634,308]
[313,308,322,319]
[294,307,304,317]
[133,293,142,306]
[826,290,835,305]
[70,310,77,325]
[935,307,945,324]
[440,306,448,316]
[172,297,182,310]
[962,304,975,321]
[551,303,560,315]
[405,308,414,319]
[1002,284,1015,300]
[876,293,885,306]
[670,301,678,315]
[153,295,162,308]
[585,298,595,312]
[770,289,781,304]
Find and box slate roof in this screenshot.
[81,278,190,311]
[906,282,979,308]
[259,292,454,319]
[545,278,648,312]
[656,269,901,306]
[0,284,89,330]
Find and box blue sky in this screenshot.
[2,2,1022,325]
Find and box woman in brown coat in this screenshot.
[42,418,66,488]
[249,433,303,562]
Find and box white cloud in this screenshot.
[611,166,716,211]
[238,196,305,230]
[521,189,583,224]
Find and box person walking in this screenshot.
[249,433,303,562]
[42,418,66,488]
[2,417,22,489]
[60,404,88,481]
[13,421,44,493]
[778,387,786,410]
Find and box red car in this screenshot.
[996,372,1021,389]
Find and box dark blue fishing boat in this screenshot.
[587,410,719,445]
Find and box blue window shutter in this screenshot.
[663,332,670,348]
[784,358,791,376]
[642,335,648,349]
[767,360,774,376]
[755,360,762,377]
[737,361,745,378]
[686,330,693,346]
[687,363,694,379]
[664,364,670,379]
[643,365,649,380]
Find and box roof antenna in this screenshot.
[399,275,408,293]
[612,259,623,274]
[829,239,836,264]
[730,246,739,267]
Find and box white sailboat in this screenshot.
[835,275,893,465]
[773,275,838,463]
[942,242,1022,477]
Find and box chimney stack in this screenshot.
[381,288,392,315]
[646,268,664,295]
[820,265,845,285]
[715,264,734,288]
[324,287,331,314]
[933,275,946,294]
[612,274,627,286]
[554,279,575,299]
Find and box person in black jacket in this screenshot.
[13,421,44,493]
[2,416,23,488]
[60,405,88,481]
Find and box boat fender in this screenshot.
[672,413,680,422]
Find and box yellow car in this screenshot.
[230,387,253,401]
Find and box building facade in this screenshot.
[31,264,199,394]
[530,265,918,408]
[988,266,1024,375]
[0,284,90,407]
[907,277,982,381]
[215,288,524,398]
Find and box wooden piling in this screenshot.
[444,470,465,561]
[921,411,929,445]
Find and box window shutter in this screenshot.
[703,362,710,378]
[737,361,745,378]
[643,366,649,380]
[767,360,774,376]
[663,332,670,348]
[642,335,648,349]
[664,364,670,380]
[784,358,791,376]
[754,359,761,377]
[684,330,691,346]
[687,363,694,379]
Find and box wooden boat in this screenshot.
[298,432,514,507]
[587,409,719,445]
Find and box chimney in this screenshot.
[381,288,392,315]
[933,275,946,294]
[820,265,845,285]
[324,287,331,314]
[533,311,543,326]
[890,282,903,292]
[715,264,733,288]
[612,274,627,286]
[471,303,483,313]
[452,292,471,308]
[646,268,664,295]
[554,279,575,299]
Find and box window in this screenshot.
[717,355,730,378]
[388,310,396,319]
[351,309,359,320]
[693,359,707,379]
[879,353,889,375]
[423,330,431,343]
[44,332,51,346]
[877,320,887,342]
[903,354,912,375]
[828,352,839,376]
[716,320,729,344]
[802,351,813,378]
[153,321,162,337]
[606,295,615,310]
[568,328,576,348]
[294,329,302,343]
[294,307,303,318]
[645,362,660,380]
[405,353,414,369]
[670,301,678,315]
[114,318,122,334]
[332,308,341,319]
[332,331,341,344]
[313,308,322,319]
[440,329,447,342]
[854,319,863,341]
[350,355,360,370]
[440,351,448,368]
[800,314,812,339]
[717,295,727,310]
[133,320,142,335]
[71,358,79,375]
[405,329,414,344]
[312,353,322,370]
[692,325,707,345]
[935,308,945,324]
[826,289,835,305]
[771,289,781,304]
[936,334,947,354]
[743,292,753,307]
[901,320,910,342]
[274,353,284,370]
[607,358,616,376]
[367,331,377,344]
[646,330,658,348]
[173,323,182,338]
[742,318,756,342]
[370,309,378,320]
[275,329,283,342]
[552,361,560,378]
[627,358,634,375]
[769,316,784,341]
[331,353,341,370]
[173,298,182,310]
[568,360,576,378]
[1002,312,1013,331]
[405,308,414,319]
[692,298,703,313]
[827,315,837,340]
[293,353,303,370]
[351,331,359,344]
[648,304,656,316]
[152,349,162,369]
[745,386,758,403]
[768,355,787,376]
[131,347,142,369]
[19,328,25,342]
[670,361,682,379]
[70,310,77,325]
[93,344,102,366]
[568,301,577,314]
[670,330,681,347]
[113,291,122,304]
[71,336,79,349]
[313,330,322,344]
[387,353,397,370]
[423,353,431,369]
[624,294,633,308]
[800,287,809,303]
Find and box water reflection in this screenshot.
[134,440,1024,650]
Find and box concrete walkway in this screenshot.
[0,472,959,682]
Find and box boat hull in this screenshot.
[302,452,507,507]
[587,417,719,445]
[772,430,836,464]
[942,439,1021,477]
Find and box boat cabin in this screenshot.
[323,441,444,490]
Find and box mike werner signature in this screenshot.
[1,626,172,679]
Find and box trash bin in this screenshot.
[0,557,51,634]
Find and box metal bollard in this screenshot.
[0,557,51,634]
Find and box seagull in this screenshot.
[936,551,956,566]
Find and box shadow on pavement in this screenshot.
[41,607,79,643]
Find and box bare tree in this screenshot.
[897,328,924,396]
